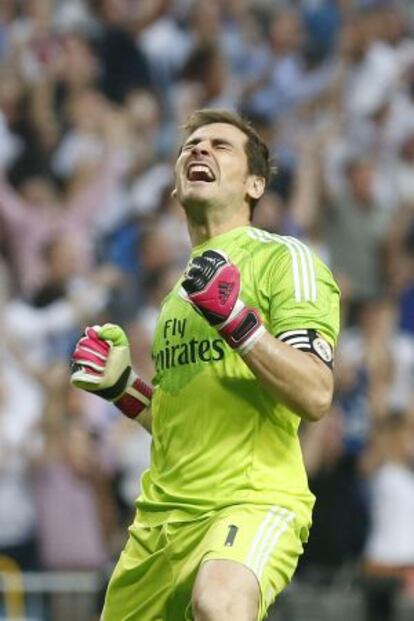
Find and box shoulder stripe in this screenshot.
[286,236,317,302]
[272,236,304,302]
[280,239,301,302]
[247,229,318,302]
[274,235,317,302]
[286,237,310,301]
[297,237,317,301]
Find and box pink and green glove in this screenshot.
[71,323,152,420]
[181,250,266,355]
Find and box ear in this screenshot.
[171,188,177,199]
[246,175,265,201]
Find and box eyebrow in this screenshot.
[182,137,235,149]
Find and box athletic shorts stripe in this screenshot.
[245,506,279,569]
[256,512,295,580]
[245,507,295,581]
[249,509,288,576]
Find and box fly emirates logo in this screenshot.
[153,318,225,372]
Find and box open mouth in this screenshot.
[186,163,216,182]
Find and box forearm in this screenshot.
[66,148,126,226]
[290,141,321,231]
[243,331,333,422]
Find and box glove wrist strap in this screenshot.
[114,374,153,420]
[219,306,266,355]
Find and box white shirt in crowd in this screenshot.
[365,462,414,565]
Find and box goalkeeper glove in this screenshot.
[71,323,152,420]
[181,250,265,355]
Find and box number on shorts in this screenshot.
[224,524,239,547]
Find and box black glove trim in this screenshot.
[182,250,227,295]
[92,366,132,401]
[231,311,260,344]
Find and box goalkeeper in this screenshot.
[71,109,340,621]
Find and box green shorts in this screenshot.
[102,504,307,621]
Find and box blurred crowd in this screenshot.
[0,0,414,619]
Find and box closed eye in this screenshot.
[180,138,234,152]
[212,139,233,150]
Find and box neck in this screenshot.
[185,203,250,246]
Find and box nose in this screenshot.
[190,142,210,157]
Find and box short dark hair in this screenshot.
[183,109,273,213]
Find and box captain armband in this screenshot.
[276,329,334,369]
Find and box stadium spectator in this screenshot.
[31,363,115,571]
[361,413,414,621]
[90,0,152,103]
[323,156,392,311]
[299,409,369,579]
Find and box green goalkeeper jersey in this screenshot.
[136,226,340,530]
